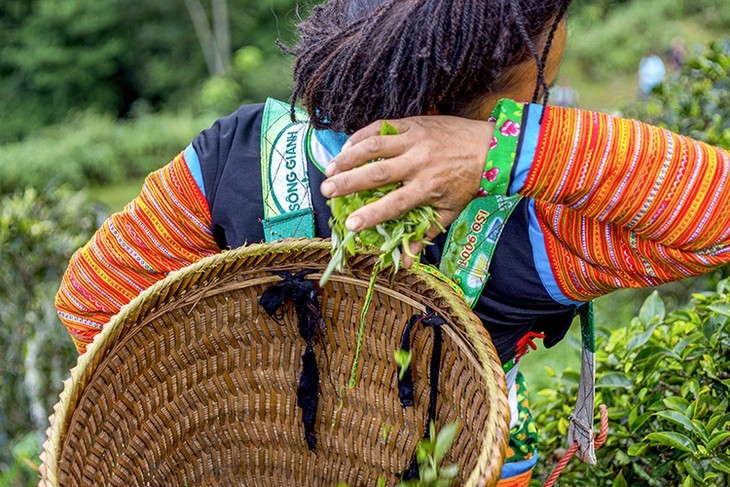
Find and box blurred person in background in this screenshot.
[549,80,578,107]
[638,50,667,98]
[667,38,687,71]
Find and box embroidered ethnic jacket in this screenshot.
[56,100,730,360]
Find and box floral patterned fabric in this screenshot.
[479,100,524,197]
[499,371,538,485]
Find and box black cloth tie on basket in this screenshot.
[397,309,446,481]
[259,269,325,450]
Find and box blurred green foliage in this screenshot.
[624,39,730,149]
[199,45,294,114]
[1,432,41,486]
[569,0,730,79]
[0,0,302,143]
[0,187,102,481]
[0,112,210,194]
[531,288,730,486]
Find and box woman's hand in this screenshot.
[319,115,494,266]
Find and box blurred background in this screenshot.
[1,0,728,485]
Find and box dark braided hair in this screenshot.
[290,0,572,133]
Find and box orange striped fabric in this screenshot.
[524,106,730,301]
[495,468,532,487]
[55,152,219,353]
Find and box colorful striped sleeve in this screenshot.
[485,99,730,302]
[55,150,219,353]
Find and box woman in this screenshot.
[56,0,729,484]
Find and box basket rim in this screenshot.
[41,238,509,486]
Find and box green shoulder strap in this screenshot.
[568,301,598,464]
[260,98,316,242]
[439,194,523,308]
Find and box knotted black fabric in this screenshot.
[259,269,325,450]
[298,345,319,450]
[398,309,446,481]
[397,314,420,407]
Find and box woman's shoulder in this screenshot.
[190,103,266,193]
[193,103,267,156]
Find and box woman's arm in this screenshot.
[321,100,730,295]
[55,150,219,353]
[484,100,730,253]
[485,99,730,301]
[324,100,730,250]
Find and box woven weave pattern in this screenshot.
[42,239,509,486]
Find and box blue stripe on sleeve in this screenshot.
[500,453,538,478]
[183,144,206,197]
[527,199,584,306]
[314,129,349,158]
[509,104,543,195]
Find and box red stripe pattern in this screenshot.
[55,153,218,353]
[525,106,730,301]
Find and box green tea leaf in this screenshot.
[644,432,698,453]
[596,372,633,389]
[613,470,628,487]
[394,349,413,380]
[639,291,666,326]
[706,412,730,434]
[629,411,653,433]
[380,121,400,136]
[653,410,705,439]
[716,278,730,294]
[433,421,461,465]
[627,443,649,456]
[710,456,730,475]
[708,304,730,317]
[627,322,659,352]
[684,457,705,482]
[706,431,730,452]
[663,396,691,413]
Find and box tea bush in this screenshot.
[531,288,730,486]
[0,111,211,195]
[0,186,103,483]
[624,38,730,149]
[569,0,730,79]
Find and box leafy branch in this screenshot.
[320,122,442,388]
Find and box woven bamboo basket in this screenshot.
[40,239,509,486]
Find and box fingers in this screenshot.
[344,118,413,149]
[321,156,412,198]
[341,120,385,149]
[402,223,445,268]
[344,185,429,232]
[327,131,412,176]
[424,220,446,241]
[402,242,424,269]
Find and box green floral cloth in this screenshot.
[505,371,538,463]
[478,99,524,197]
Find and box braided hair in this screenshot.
[289,0,571,133]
